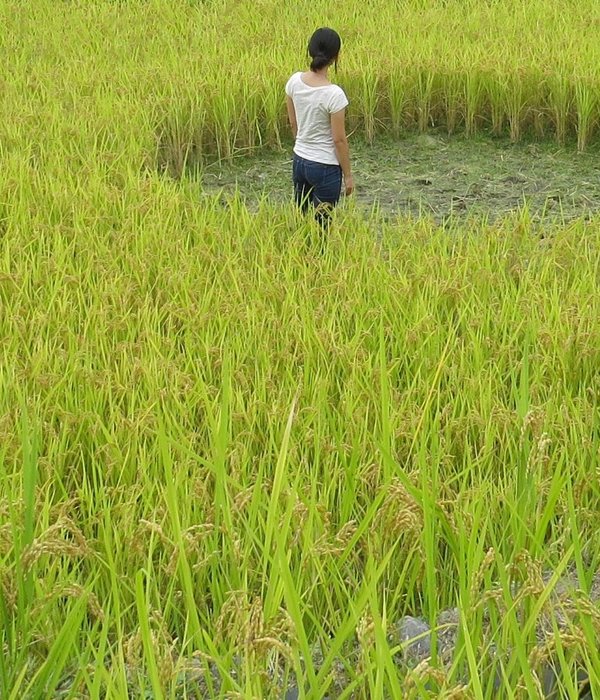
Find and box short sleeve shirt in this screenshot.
[285,72,349,165]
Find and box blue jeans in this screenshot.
[292,154,342,226]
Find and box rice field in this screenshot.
[1,1,600,698]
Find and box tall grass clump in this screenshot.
[1,0,600,697]
[4,0,600,179]
[1,173,600,696]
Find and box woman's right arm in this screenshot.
[286,96,298,140]
[331,109,353,196]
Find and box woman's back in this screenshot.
[285,72,348,165]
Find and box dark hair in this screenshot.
[308,27,341,72]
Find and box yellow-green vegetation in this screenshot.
[2,1,600,698]
[5,0,600,178]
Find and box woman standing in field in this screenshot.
[285,27,353,226]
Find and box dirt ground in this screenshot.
[199,133,600,223]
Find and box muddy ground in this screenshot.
[199,133,600,223]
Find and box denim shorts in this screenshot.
[292,154,342,214]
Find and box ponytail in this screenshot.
[310,53,330,71]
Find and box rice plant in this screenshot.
[1,1,600,698]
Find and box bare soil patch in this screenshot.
[199,133,600,223]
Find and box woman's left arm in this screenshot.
[286,96,298,139]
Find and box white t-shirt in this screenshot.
[285,72,349,166]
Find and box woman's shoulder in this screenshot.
[326,83,349,111]
[328,82,347,96]
[285,72,302,94]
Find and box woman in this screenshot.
[285,27,353,226]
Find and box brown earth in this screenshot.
[198,133,600,224]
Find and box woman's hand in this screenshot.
[344,175,354,196]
